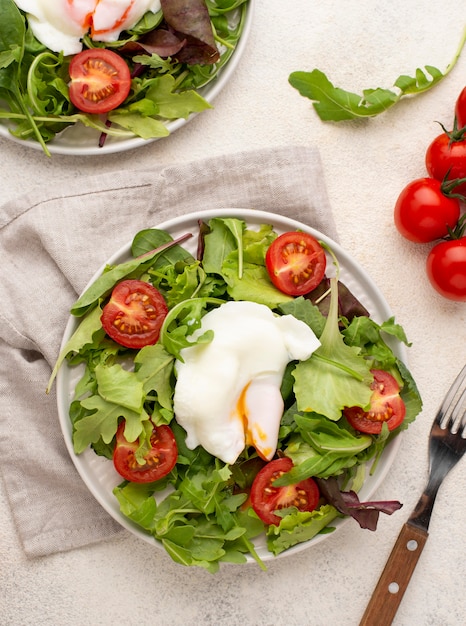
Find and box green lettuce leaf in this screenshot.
[266,505,339,556]
[293,278,373,420]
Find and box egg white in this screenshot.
[14,0,162,56]
[173,301,321,465]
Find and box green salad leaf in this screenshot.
[293,278,374,421]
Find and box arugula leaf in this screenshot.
[73,395,149,453]
[134,343,175,413]
[289,27,466,121]
[159,297,223,360]
[46,306,104,393]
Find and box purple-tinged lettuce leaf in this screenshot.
[306,278,370,322]
[160,0,220,65]
[316,477,402,531]
[121,29,186,57]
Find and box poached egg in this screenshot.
[173,301,320,465]
[14,0,162,56]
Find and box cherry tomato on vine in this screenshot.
[455,86,466,130]
[343,370,406,435]
[113,422,178,483]
[426,238,466,301]
[425,133,466,196]
[250,457,320,526]
[69,48,131,114]
[101,279,168,349]
[265,232,326,296]
[394,178,460,243]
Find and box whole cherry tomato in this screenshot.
[394,178,460,243]
[455,86,466,129]
[426,238,466,301]
[425,132,466,196]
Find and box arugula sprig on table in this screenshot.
[289,26,466,121]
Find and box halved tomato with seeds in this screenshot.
[343,369,406,435]
[101,279,168,349]
[265,231,326,296]
[250,457,320,526]
[113,421,177,483]
[69,48,131,114]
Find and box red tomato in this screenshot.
[69,48,131,114]
[265,232,326,296]
[344,370,406,435]
[426,238,466,301]
[394,178,460,243]
[113,422,177,483]
[250,457,320,526]
[455,86,466,129]
[425,133,466,196]
[101,279,168,349]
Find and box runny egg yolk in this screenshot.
[173,301,321,465]
[13,1,162,56]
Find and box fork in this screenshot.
[359,364,466,626]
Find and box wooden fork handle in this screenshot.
[359,522,428,626]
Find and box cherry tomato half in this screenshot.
[426,238,466,301]
[265,232,326,296]
[343,370,406,435]
[394,178,460,243]
[425,133,466,196]
[113,422,178,483]
[69,48,131,114]
[101,279,168,349]
[250,457,320,526]
[455,86,466,130]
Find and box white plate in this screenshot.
[0,2,253,156]
[56,208,406,563]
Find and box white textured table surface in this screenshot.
[1,1,465,625]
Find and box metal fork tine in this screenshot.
[436,363,466,429]
[449,387,466,435]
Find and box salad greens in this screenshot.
[51,217,422,572]
[289,26,466,122]
[0,0,249,155]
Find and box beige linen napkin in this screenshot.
[0,145,338,557]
